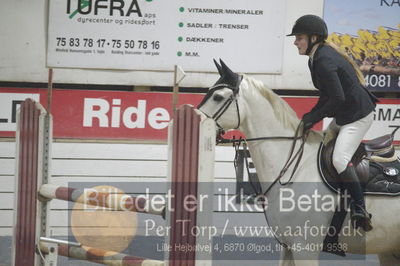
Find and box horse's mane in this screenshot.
[243,75,299,130]
[243,75,322,139]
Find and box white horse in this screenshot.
[198,60,400,266]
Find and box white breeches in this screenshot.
[327,112,374,174]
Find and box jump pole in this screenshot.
[38,237,164,266]
[39,184,165,217]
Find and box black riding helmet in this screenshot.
[287,15,328,55]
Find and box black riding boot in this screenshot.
[339,165,373,232]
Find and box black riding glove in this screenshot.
[301,112,316,132]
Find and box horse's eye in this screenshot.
[213,94,224,102]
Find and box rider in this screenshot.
[287,15,378,231]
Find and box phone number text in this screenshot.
[55,37,160,49]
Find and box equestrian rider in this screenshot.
[287,15,378,231]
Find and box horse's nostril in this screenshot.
[213,94,224,102]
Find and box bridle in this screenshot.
[197,77,242,134]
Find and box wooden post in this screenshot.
[47,69,53,115]
[12,99,51,266]
[166,105,215,266]
[172,65,186,112]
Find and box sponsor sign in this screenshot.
[324,0,400,92]
[0,88,398,143]
[51,90,203,140]
[47,0,285,73]
[50,91,320,141]
[323,100,400,142]
[368,103,400,139]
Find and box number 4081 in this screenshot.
[364,74,398,88]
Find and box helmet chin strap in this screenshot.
[306,35,325,55]
[306,34,315,55]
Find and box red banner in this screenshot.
[0,88,398,143]
[52,89,205,140]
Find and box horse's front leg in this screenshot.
[279,247,295,266]
[291,251,320,266]
[279,248,320,266]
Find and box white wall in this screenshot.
[1,141,270,236]
[0,0,323,90]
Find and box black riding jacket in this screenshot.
[307,44,378,126]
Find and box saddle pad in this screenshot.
[317,143,400,196]
[366,159,400,193]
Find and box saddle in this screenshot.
[318,130,400,196]
[320,129,400,257]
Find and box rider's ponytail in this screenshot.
[324,42,366,86]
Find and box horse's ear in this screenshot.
[213,59,223,76]
[219,59,236,79]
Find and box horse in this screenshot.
[197,60,400,266]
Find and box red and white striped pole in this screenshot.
[39,184,165,217]
[39,237,164,266]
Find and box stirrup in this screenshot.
[350,204,373,232]
[352,216,373,232]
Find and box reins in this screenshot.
[217,121,309,196]
[217,135,302,144]
[264,122,309,195]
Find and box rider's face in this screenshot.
[294,34,308,55]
